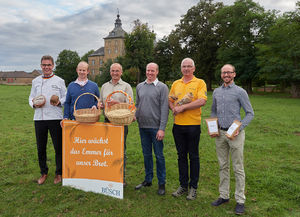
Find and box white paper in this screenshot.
[227,123,239,136]
[207,120,218,133]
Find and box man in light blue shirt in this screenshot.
[210,64,254,215]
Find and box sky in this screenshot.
[0,0,298,72]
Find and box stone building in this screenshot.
[88,13,126,78]
[0,70,41,85]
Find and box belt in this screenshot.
[220,127,228,131]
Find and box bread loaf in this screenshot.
[50,95,59,105]
[177,92,193,105]
[33,95,46,106]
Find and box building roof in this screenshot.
[104,14,126,39]
[89,47,105,57]
[0,70,41,78]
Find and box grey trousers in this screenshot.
[215,130,246,203]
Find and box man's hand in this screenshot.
[156,130,165,141]
[229,129,240,140]
[60,118,68,128]
[106,100,119,107]
[98,101,104,109]
[51,100,60,106]
[172,105,185,115]
[33,102,45,108]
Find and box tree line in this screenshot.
[54,0,300,98]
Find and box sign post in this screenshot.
[62,120,124,199]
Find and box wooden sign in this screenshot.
[62,120,124,199]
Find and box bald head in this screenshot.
[77,61,89,70]
[221,64,235,73]
[110,63,123,72]
[146,62,159,71]
[181,58,195,67]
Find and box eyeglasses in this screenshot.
[41,64,52,67]
[222,71,234,74]
[182,65,193,68]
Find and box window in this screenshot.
[100,60,103,66]
[92,69,95,75]
[92,60,95,65]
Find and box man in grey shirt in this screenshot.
[210,64,254,215]
[134,62,169,195]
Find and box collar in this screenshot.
[222,82,235,88]
[75,78,88,86]
[145,78,158,86]
[109,78,123,85]
[42,73,54,79]
[180,76,196,84]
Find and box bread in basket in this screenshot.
[105,90,135,125]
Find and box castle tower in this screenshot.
[88,13,126,78]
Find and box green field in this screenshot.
[0,85,299,217]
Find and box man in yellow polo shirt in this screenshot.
[169,57,207,200]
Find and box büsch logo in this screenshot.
[102,184,120,196]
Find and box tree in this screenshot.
[122,67,139,85]
[154,32,186,83]
[213,0,273,93]
[171,0,224,90]
[95,59,113,87]
[256,2,300,97]
[124,19,156,83]
[153,36,174,82]
[81,50,95,62]
[55,50,80,86]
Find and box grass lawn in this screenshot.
[0,85,299,217]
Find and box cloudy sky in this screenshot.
[0,0,297,72]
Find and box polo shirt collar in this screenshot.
[109,78,123,85]
[180,76,196,83]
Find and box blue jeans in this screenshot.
[139,128,166,185]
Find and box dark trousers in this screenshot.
[34,120,62,175]
[172,124,201,189]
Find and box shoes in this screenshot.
[157,184,165,195]
[235,203,245,215]
[172,186,188,197]
[54,175,62,184]
[37,174,48,185]
[135,181,152,190]
[186,187,197,200]
[211,197,230,206]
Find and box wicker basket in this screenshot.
[73,92,101,123]
[105,90,136,125]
